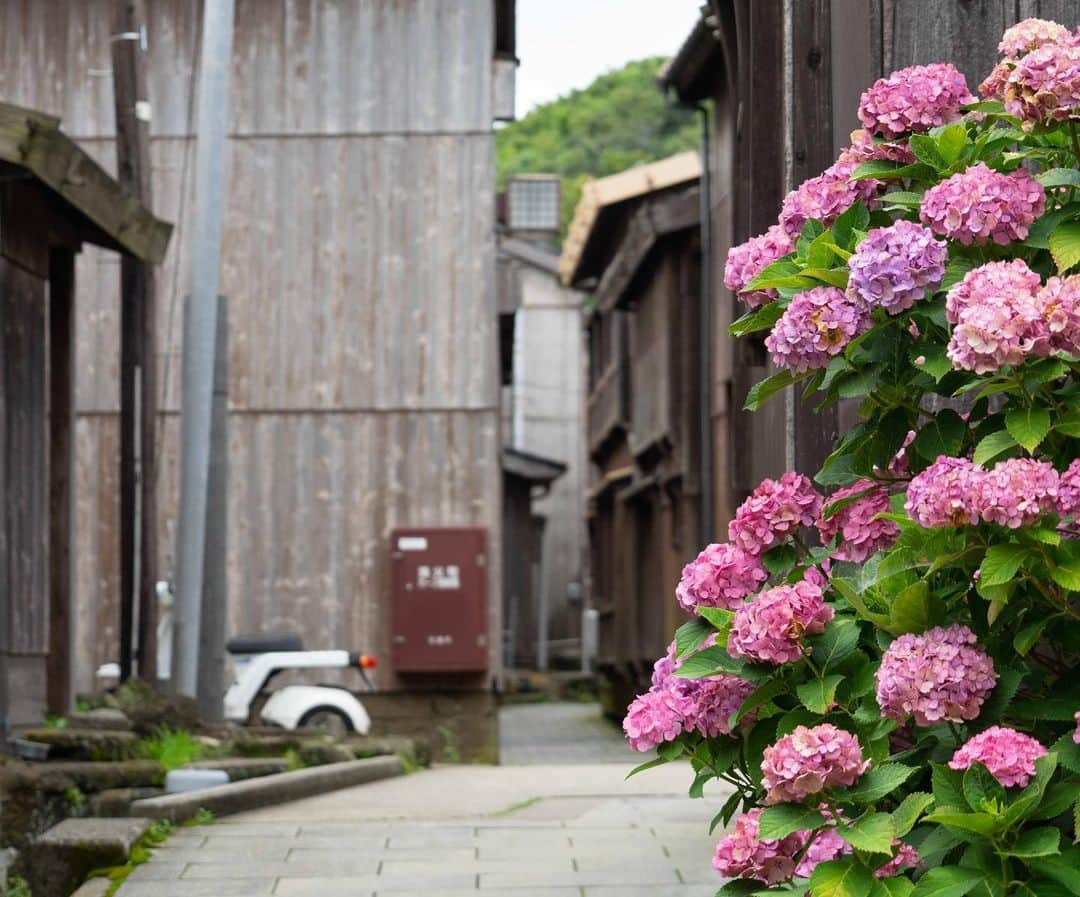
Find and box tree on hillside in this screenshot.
[497,57,700,233]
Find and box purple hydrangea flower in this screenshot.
[778,159,879,239]
[905,456,983,527]
[920,163,1046,246]
[949,726,1048,787]
[765,286,872,373]
[973,458,1059,528]
[1058,459,1080,519]
[727,581,834,666]
[724,225,795,307]
[847,221,947,314]
[858,63,974,137]
[876,624,998,726]
[1004,41,1080,128]
[675,542,769,614]
[760,724,868,804]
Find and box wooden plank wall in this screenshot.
[0,0,500,691]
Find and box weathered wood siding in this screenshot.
[0,0,500,690]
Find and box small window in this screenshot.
[494,0,515,59]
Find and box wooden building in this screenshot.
[1,0,514,699]
[0,101,170,740]
[560,152,703,709]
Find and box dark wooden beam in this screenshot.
[113,0,157,682]
[47,249,76,713]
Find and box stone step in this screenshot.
[130,755,403,822]
[66,708,132,732]
[28,817,150,897]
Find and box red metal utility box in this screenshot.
[389,527,489,673]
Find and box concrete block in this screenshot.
[131,756,402,822]
[186,757,288,780]
[69,880,112,897]
[67,709,132,732]
[19,728,137,761]
[27,817,150,897]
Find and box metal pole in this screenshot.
[172,0,234,697]
[698,104,714,546]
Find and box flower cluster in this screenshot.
[858,63,973,137]
[876,624,998,726]
[1035,275,1080,356]
[945,260,1045,372]
[728,581,834,665]
[724,224,794,307]
[765,286,872,373]
[876,843,921,879]
[713,809,806,884]
[973,458,1059,527]
[1074,710,1080,745]
[837,128,916,166]
[728,472,823,556]
[846,221,948,314]
[778,159,879,239]
[760,724,868,804]
[949,726,1048,787]
[919,163,1046,246]
[622,688,688,752]
[674,542,768,614]
[999,18,1075,58]
[1059,460,1080,519]
[816,481,900,563]
[905,456,982,527]
[1004,41,1080,128]
[683,675,758,738]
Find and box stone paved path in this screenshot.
[118,704,727,896]
[499,702,640,764]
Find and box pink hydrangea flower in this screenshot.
[729,472,824,556]
[728,581,834,666]
[712,809,806,884]
[973,458,1059,527]
[905,456,983,527]
[795,828,852,879]
[949,726,1048,787]
[999,18,1075,58]
[761,724,868,804]
[876,842,921,878]
[817,481,901,563]
[858,63,974,137]
[675,543,769,614]
[980,61,1012,100]
[945,260,1046,373]
[778,159,879,239]
[682,675,758,738]
[1059,460,1080,518]
[1073,710,1080,745]
[920,163,1046,246]
[1004,41,1080,128]
[623,688,690,752]
[1035,275,1080,355]
[876,624,998,726]
[724,225,795,307]
[847,221,948,314]
[765,286,872,373]
[837,128,917,166]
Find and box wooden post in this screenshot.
[47,250,76,714]
[112,0,157,682]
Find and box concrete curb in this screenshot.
[129,755,403,822]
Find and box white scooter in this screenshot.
[223,634,378,735]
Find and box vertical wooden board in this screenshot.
[1018,2,1079,25]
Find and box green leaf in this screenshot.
[1054,408,1080,438]
[1049,220,1080,273]
[758,805,827,840]
[797,675,845,715]
[697,607,735,631]
[942,256,978,291]
[973,429,1019,466]
[657,740,685,761]
[912,409,966,461]
[850,160,928,181]
[1030,851,1080,895]
[1005,406,1052,453]
[875,879,915,897]
[909,133,947,170]
[1006,826,1061,858]
[937,124,968,165]
[910,867,985,897]
[837,367,879,399]
[1038,168,1080,189]
[891,792,934,837]
[732,679,787,726]
[978,667,1024,725]
[839,812,896,853]
[1030,781,1077,820]
[730,301,785,338]
[674,618,714,659]
[802,267,850,288]
[763,544,798,575]
[843,764,915,803]
[889,580,936,635]
[626,757,668,778]
[923,810,1002,836]
[746,370,797,411]
[1014,619,1050,656]
[962,762,1006,813]
[833,202,870,250]
[810,618,861,670]
[1050,552,1080,592]
[932,762,968,811]
[881,190,926,209]
[672,645,748,679]
[1051,733,1080,775]
[810,860,874,897]
[978,543,1030,587]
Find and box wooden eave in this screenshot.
[559,151,701,287]
[0,101,172,263]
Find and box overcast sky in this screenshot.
[515,0,705,114]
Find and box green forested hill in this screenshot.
[497,57,700,233]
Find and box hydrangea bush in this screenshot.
[626,20,1080,897]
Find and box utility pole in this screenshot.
[172,0,235,698]
[112,0,157,682]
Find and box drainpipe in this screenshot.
[696,104,714,546]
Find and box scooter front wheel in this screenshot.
[297,706,353,736]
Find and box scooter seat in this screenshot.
[226,634,304,655]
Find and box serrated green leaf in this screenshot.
[973,429,1019,466]
[697,607,735,631]
[837,367,879,399]
[758,805,828,840]
[891,792,934,837]
[746,370,797,411]
[1051,556,1080,592]
[1051,733,1080,775]
[1049,220,1080,273]
[875,879,915,897]
[1030,850,1080,895]
[801,266,850,288]
[977,667,1024,726]
[889,580,937,635]
[1006,826,1061,858]
[843,764,915,803]
[797,675,844,715]
[1054,408,1080,438]
[1014,618,1050,656]
[978,543,1030,587]
[730,301,785,337]
[1006,406,1052,452]
[626,757,668,778]
[811,618,861,669]
[672,645,753,680]
[910,867,985,897]
[810,860,874,897]
[923,810,1002,836]
[912,409,966,461]
[932,762,968,810]
[937,124,968,165]
[674,618,714,659]
[1038,168,1080,189]
[839,812,895,853]
[657,740,685,761]
[763,543,798,575]
[962,762,1006,813]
